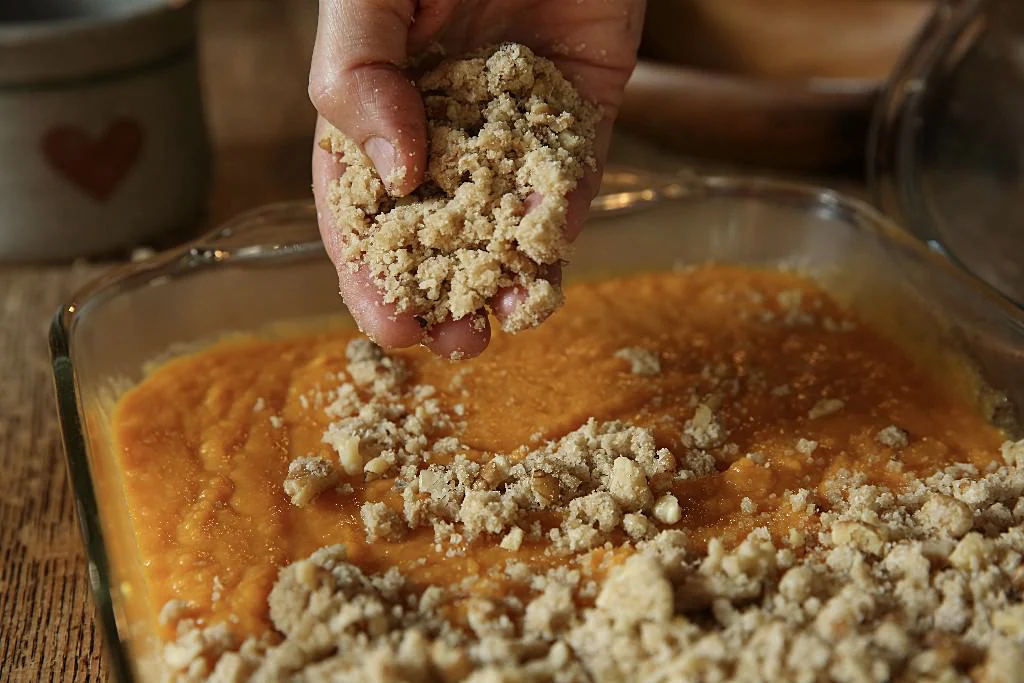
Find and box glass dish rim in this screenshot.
[47,171,1024,682]
[866,0,1014,302]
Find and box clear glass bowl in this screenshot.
[50,170,1024,681]
[869,0,1024,309]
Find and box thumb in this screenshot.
[308,0,426,195]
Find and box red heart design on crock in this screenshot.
[41,118,144,202]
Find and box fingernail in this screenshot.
[363,136,398,191]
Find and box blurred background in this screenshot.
[0,0,942,256]
[622,0,934,171]
[196,0,935,233]
[197,0,318,229]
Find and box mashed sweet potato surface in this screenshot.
[112,268,1017,682]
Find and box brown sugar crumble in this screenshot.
[282,456,338,507]
[320,43,599,333]
[614,346,661,376]
[112,267,1024,682]
[165,428,1024,682]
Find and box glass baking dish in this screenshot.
[50,169,1024,682]
[869,0,1024,309]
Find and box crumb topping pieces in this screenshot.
[140,270,1022,683]
[808,397,845,420]
[161,333,1024,682]
[282,456,338,507]
[322,43,599,332]
[614,346,661,376]
[164,440,1024,682]
[320,339,457,486]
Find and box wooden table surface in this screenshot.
[0,3,318,680]
[0,2,864,680]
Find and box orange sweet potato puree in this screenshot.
[112,267,1004,640]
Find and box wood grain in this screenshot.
[0,266,106,682]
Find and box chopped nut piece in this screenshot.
[808,398,845,420]
[608,457,653,512]
[796,438,818,456]
[1002,439,1024,467]
[917,494,973,538]
[500,527,525,552]
[531,471,560,504]
[363,454,391,480]
[479,456,510,489]
[324,429,362,476]
[283,456,339,507]
[949,532,993,571]
[830,520,886,556]
[653,493,682,525]
[614,347,662,376]
[877,425,910,449]
[684,403,724,448]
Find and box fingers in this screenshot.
[496,116,609,329]
[312,121,423,348]
[406,0,461,53]
[423,316,491,360]
[336,267,427,349]
[490,265,563,328]
[308,0,644,353]
[537,0,644,204]
[309,0,427,196]
[314,117,490,356]
[490,174,586,328]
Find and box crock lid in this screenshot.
[869,0,1024,308]
[0,1,197,86]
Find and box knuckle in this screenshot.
[308,74,341,114]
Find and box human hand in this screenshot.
[309,0,645,358]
